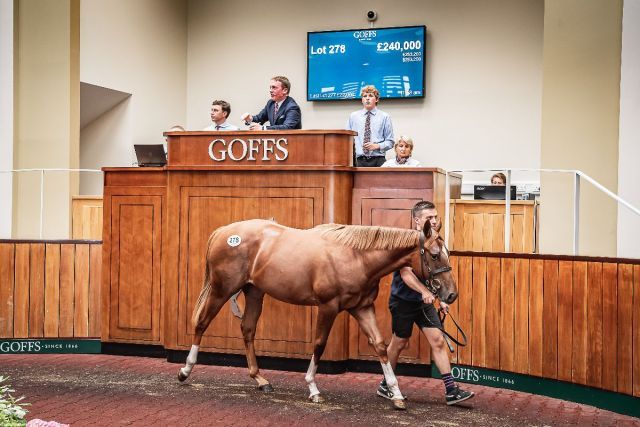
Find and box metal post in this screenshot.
[444,171,450,247]
[573,172,580,255]
[504,170,511,252]
[39,169,44,239]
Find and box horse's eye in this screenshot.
[431,254,440,261]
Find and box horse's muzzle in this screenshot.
[444,292,458,304]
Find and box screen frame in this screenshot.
[306,25,427,102]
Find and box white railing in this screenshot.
[0,168,103,238]
[444,168,640,255]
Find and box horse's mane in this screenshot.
[315,223,420,251]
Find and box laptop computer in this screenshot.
[474,185,517,200]
[134,144,167,167]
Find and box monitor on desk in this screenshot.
[474,185,517,200]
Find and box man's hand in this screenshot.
[439,301,449,313]
[241,113,252,124]
[248,123,263,131]
[421,292,435,305]
[363,142,380,152]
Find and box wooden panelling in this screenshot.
[88,245,102,337]
[513,258,529,374]
[499,258,515,372]
[528,259,544,377]
[457,257,473,365]
[601,263,618,391]
[14,244,29,338]
[587,262,603,388]
[71,196,103,240]
[0,242,101,339]
[0,244,15,336]
[28,244,45,337]
[634,265,640,398]
[449,200,538,253]
[618,264,633,394]
[44,244,60,337]
[557,261,573,382]
[442,255,640,398]
[59,244,75,337]
[471,257,487,367]
[108,195,163,343]
[74,245,90,337]
[542,260,558,379]
[572,261,588,385]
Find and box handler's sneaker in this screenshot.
[445,386,475,405]
[377,379,394,400]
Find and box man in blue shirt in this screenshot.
[203,100,239,131]
[347,85,394,167]
[377,200,475,406]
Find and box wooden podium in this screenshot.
[102,130,460,364]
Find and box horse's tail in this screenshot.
[191,230,219,327]
[192,260,212,327]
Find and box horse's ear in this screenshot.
[423,221,432,238]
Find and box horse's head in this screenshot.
[417,219,458,304]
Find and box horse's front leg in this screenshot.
[349,305,406,410]
[305,303,339,403]
[241,286,272,391]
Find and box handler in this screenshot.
[377,200,475,406]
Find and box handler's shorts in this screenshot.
[389,296,442,339]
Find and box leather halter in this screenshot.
[418,231,452,296]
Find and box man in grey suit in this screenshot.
[242,76,302,130]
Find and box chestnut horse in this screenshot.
[178,219,457,410]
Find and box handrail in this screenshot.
[0,168,103,238]
[444,168,640,255]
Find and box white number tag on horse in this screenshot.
[227,235,242,247]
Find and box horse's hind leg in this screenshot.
[350,305,406,410]
[241,285,272,391]
[305,303,339,403]
[178,282,233,382]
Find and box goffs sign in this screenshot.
[208,138,289,162]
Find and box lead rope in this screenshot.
[421,305,468,353]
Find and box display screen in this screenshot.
[307,25,426,101]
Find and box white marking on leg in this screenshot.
[305,356,320,398]
[180,345,200,378]
[381,361,404,400]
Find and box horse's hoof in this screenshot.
[258,383,274,392]
[309,394,325,404]
[392,399,406,410]
[178,370,188,383]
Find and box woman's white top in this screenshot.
[381,157,422,167]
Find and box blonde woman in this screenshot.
[382,136,421,167]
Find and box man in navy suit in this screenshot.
[242,76,302,130]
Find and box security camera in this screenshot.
[366,10,377,22]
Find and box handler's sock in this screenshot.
[442,372,456,394]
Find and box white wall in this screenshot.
[186,0,543,173]
[617,0,640,258]
[0,0,13,238]
[80,97,132,195]
[80,0,187,180]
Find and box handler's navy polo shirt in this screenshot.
[390,270,423,302]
